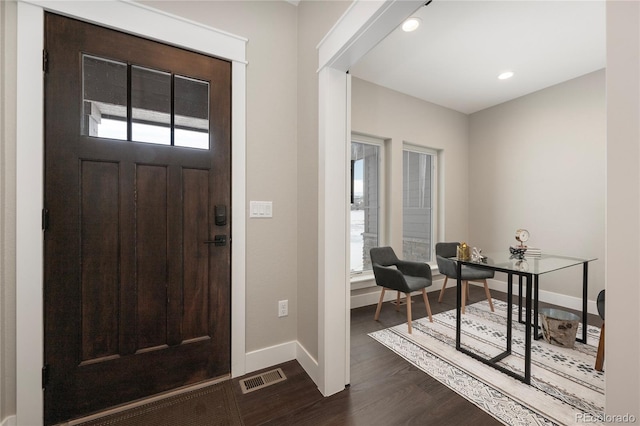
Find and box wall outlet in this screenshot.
[278,300,288,317]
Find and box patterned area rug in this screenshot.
[369,299,605,426]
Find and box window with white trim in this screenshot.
[402,145,437,263]
[350,135,383,275]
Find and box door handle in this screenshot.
[204,235,227,246]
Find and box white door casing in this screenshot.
[316,0,424,396]
[16,1,247,424]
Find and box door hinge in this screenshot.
[42,364,49,389]
[43,49,48,73]
[42,208,49,231]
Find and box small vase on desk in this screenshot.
[457,242,470,260]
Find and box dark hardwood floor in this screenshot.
[233,286,603,425]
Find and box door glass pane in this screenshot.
[82,55,127,140]
[131,66,171,145]
[175,76,209,149]
[351,142,379,274]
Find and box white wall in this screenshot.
[469,70,606,301]
[296,0,352,364]
[0,0,17,423]
[352,78,470,247]
[350,77,469,300]
[350,71,606,307]
[605,0,640,417]
[146,1,352,373]
[3,0,314,423]
[2,0,639,422]
[1,2,357,422]
[141,0,301,357]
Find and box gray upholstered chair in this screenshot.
[435,242,494,314]
[595,289,605,371]
[370,246,433,333]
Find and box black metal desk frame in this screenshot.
[455,255,593,385]
[517,261,590,344]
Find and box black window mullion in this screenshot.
[127,64,132,141]
[170,74,175,146]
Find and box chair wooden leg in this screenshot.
[422,288,433,322]
[438,277,448,303]
[406,292,413,333]
[396,291,401,311]
[374,288,386,321]
[595,322,605,371]
[483,280,494,312]
[461,281,468,314]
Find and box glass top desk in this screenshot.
[454,253,597,384]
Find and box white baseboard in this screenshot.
[350,279,445,309]
[244,276,596,390]
[350,287,393,309]
[244,340,297,375]
[244,339,319,385]
[295,341,319,385]
[437,277,598,315]
[484,278,598,315]
[352,277,598,315]
[1,415,16,426]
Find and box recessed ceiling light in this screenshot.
[402,17,421,32]
[498,71,515,80]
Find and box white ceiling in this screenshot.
[349,0,606,114]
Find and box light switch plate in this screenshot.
[250,201,273,218]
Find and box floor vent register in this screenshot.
[239,368,287,394]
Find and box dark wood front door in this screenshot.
[43,13,231,424]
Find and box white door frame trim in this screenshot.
[15,2,247,424]
[315,0,424,396]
